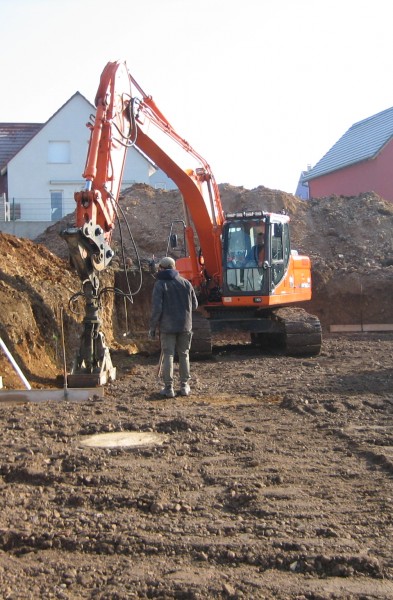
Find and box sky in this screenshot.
[1,0,393,194]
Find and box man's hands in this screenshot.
[148,329,156,340]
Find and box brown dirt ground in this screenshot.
[1,185,393,599]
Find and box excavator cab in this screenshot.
[222,211,290,298]
[198,209,322,357]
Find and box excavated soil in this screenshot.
[1,185,393,599]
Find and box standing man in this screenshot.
[149,257,198,398]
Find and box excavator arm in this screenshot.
[62,61,133,282]
[61,62,135,385]
[64,60,225,287]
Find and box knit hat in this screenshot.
[159,256,176,269]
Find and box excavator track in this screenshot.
[192,307,322,358]
[191,311,213,357]
[272,307,322,356]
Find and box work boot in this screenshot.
[180,383,191,397]
[159,385,175,398]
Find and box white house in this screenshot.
[0,92,176,237]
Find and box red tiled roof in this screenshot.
[0,123,44,171]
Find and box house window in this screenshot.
[51,191,63,222]
[48,141,70,163]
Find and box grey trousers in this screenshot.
[160,331,193,386]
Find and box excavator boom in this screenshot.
[129,79,224,286]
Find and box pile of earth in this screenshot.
[2,183,393,388]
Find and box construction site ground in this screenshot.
[1,185,393,599]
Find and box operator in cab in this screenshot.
[245,230,265,267]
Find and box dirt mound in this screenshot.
[36,184,393,269]
[0,233,123,388]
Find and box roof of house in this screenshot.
[303,106,393,182]
[0,92,95,174]
[0,123,43,171]
[0,92,156,175]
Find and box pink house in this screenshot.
[303,106,393,202]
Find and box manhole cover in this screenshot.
[79,431,168,448]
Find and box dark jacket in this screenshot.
[246,244,264,264]
[150,269,198,334]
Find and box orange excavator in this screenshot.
[62,60,321,386]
